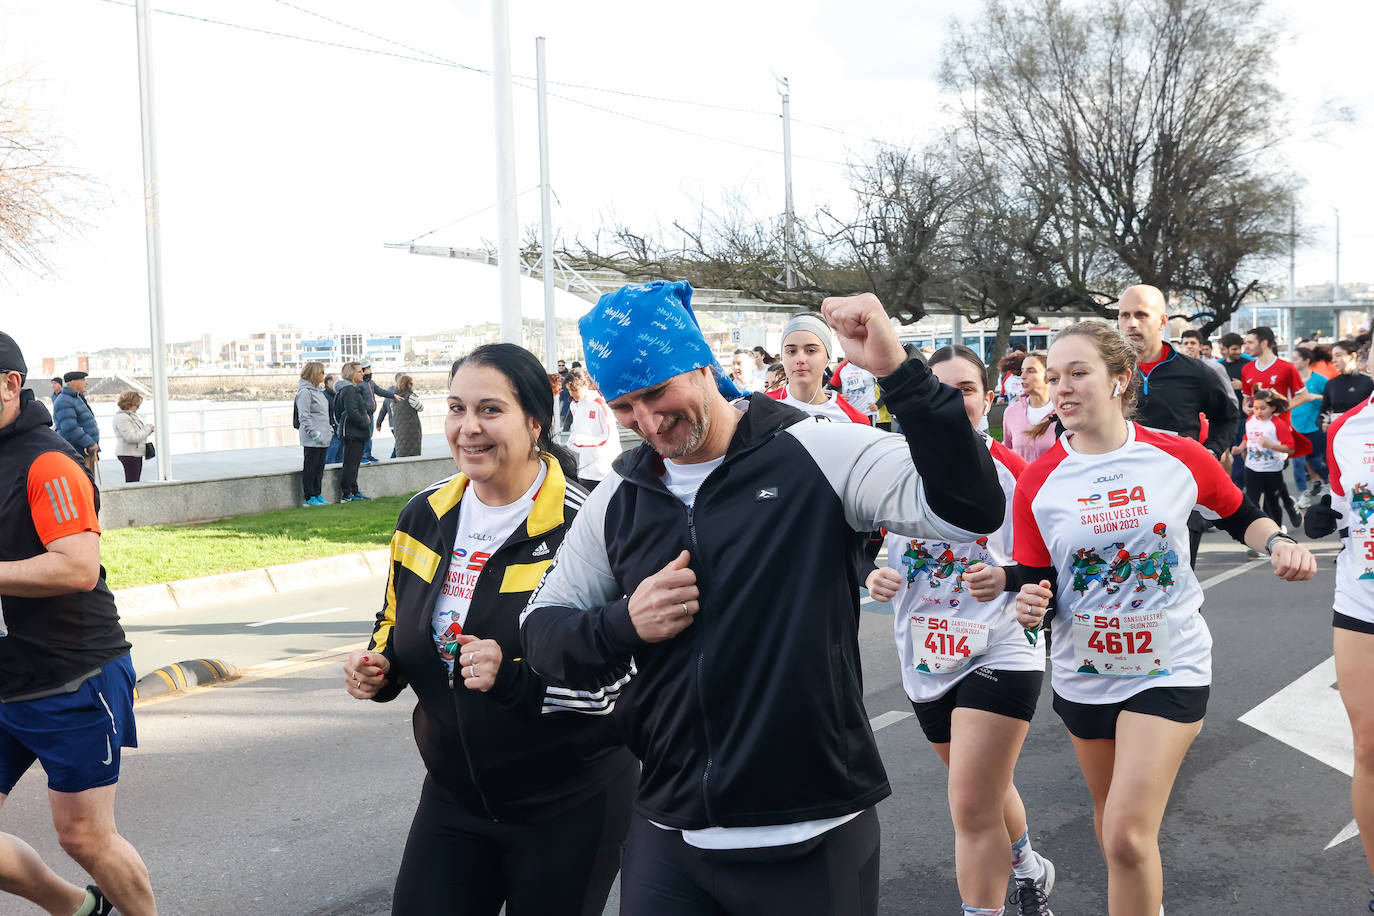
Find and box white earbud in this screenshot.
[1111,381,1122,399]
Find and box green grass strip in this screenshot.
[101,495,412,590]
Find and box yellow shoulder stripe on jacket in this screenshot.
[427,473,469,519]
[392,531,443,583]
[500,560,551,593]
[526,455,567,538]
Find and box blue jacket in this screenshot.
[52,388,99,452]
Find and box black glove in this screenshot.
[1303,494,1340,539]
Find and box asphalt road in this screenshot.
[1,527,1368,914]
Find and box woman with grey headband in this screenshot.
[767,312,871,423]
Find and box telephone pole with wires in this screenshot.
[776,75,796,290]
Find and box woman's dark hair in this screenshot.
[753,345,777,364]
[998,351,1026,375]
[449,344,579,481]
[928,345,989,394]
[1250,387,1290,414]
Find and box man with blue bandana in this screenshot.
[522,283,1004,915]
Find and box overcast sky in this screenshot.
[1,0,1370,361]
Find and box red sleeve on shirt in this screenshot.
[1011,445,1067,567]
[766,389,785,401]
[27,451,101,544]
[1327,398,1374,498]
[1137,425,1242,517]
[988,439,1027,481]
[1272,415,1295,448]
[834,394,872,425]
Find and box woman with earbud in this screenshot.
[343,344,636,916]
[1007,322,1316,916]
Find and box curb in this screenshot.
[113,548,390,618]
[133,658,238,699]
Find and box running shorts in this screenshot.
[0,655,138,794]
[1052,684,1209,740]
[910,667,1043,744]
[1334,611,1374,635]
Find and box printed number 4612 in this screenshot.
[1087,630,1153,654]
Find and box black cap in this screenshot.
[0,332,27,379]
[62,370,88,383]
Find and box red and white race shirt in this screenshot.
[1326,395,1374,625]
[889,438,1044,703]
[1242,357,1303,400]
[1243,415,1293,473]
[1013,423,1243,703]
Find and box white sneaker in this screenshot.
[1296,491,1312,509]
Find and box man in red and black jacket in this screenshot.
[0,332,155,916]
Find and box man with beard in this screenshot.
[1117,284,1238,563]
[520,281,1004,915]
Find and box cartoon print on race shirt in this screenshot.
[1069,525,1177,596]
[1351,482,1374,525]
[899,538,987,593]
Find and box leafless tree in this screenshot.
[942,0,1297,328]
[0,69,97,276]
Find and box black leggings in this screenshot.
[619,807,880,916]
[340,438,365,497]
[301,446,326,500]
[390,768,634,916]
[1245,468,1291,524]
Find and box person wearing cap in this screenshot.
[768,312,870,423]
[49,377,62,403]
[52,371,100,475]
[357,360,400,465]
[520,282,1005,915]
[0,334,157,915]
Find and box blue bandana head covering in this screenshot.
[579,281,743,403]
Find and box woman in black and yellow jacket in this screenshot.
[344,344,636,916]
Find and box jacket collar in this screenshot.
[613,392,807,488]
[425,453,569,539]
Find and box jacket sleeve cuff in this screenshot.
[601,597,647,655]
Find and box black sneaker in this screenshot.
[1286,502,1303,528]
[1008,856,1055,916]
[86,884,114,916]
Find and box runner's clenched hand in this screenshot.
[628,550,700,643]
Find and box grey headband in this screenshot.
[781,314,833,359]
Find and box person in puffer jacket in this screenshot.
[295,362,332,505]
[52,371,100,472]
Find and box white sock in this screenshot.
[1010,828,1045,880]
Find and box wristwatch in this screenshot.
[1264,531,1297,554]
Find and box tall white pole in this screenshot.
[1286,203,1295,346]
[537,37,556,368]
[491,0,521,344]
[777,76,795,290]
[1333,207,1341,304]
[135,0,171,480]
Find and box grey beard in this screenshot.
[659,396,711,461]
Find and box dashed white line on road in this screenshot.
[247,607,347,628]
[868,710,914,732]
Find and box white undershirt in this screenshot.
[777,387,855,423]
[430,464,546,674]
[652,455,862,849]
[1025,401,1054,424]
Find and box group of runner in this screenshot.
[332,280,1374,916]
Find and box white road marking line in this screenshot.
[1239,655,1358,849]
[868,710,913,732]
[1197,558,1269,590]
[247,607,347,628]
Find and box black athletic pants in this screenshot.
[1246,469,1288,524]
[301,446,326,500]
[619,807,880,916]
[390,768,634,916]
[340,438,365,497]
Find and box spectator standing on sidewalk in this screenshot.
[296,361,331,506]
[1117,284,1238,564]
[53,371,100,475]
[323,373,343,465]
[357,361,398,464]
[111,391,154,483]
[48,377,61,403]
[375,371,404,458]
[390,374,424,459]
[333,362,371,502]
[0,332,158,916]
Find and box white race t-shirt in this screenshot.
[834,362,879,417]
[1328,395,1374,625]
[431,464,547,674]
[1243,415,1289,473]
[1014,424,1242,704]
[776,388,856,424]
[890,439,1044,703]
[654,452,861,849]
